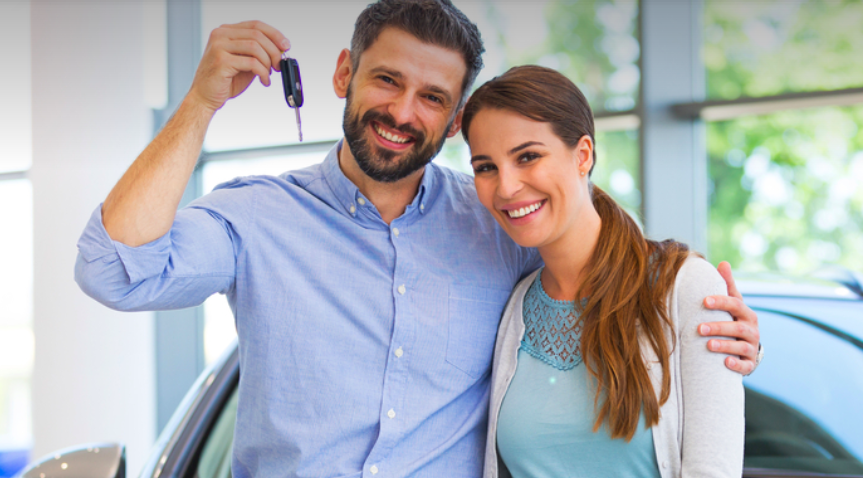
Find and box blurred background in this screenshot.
[0,0,861,476]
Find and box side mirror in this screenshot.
[16,443,125,478]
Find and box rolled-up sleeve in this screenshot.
[75,200,240,312]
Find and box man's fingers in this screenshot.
[220,39,276,82]
[235,56,272,88]
[699,319,757,343]
[716,261,741,299]
[224,20,290,60]
[220,27,285,72]
[703,294,758,325]
[707,337,757,361]
[725,356,756,375]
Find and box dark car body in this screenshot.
[19,271,863,478]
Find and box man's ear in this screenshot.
[446,107,465,138]
[333,49,352,98]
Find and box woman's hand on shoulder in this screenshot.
[698,261,761,375]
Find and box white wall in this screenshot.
[30,1,157,474]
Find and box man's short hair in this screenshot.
[351,0,484,108]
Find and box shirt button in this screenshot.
[387,409,396,419]
[420,203,425,211]
[393,227,400,237]
[349,205,356,214]
[662,461,668,469]
[357,198,366,206]
[370,465,379,474]
[395,347,403,358]
[398,285,406,295]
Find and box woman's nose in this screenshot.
[496,167,523,199]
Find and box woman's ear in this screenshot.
[576,135,594,173]
[333,49,352,98]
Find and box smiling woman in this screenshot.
[462,66,745,478]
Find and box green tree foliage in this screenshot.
[705,0,863,273]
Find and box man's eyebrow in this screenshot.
[368,66,454,105]
[508,141,544,155]
[369,66,403,79]
[470,154,491,163]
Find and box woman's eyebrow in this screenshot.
[508,141,544,155]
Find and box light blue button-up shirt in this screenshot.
[75,143,541,478]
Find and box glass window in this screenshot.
[707,105,863,273]
[200,0,641,149]
[743,307,863,474]
[704,0,863,100]
[0,180,34,460]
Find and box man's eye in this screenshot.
[426,95,442,104]
[379,76,395,84]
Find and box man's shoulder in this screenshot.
[427,162,484,210]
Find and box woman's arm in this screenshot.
[675,258,746,477]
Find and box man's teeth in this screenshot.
[507,201,543,218]
[374,124,410,144]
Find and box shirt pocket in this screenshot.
[446,285,512,378]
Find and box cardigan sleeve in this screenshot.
[673,257,745,477]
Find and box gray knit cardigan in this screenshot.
[485,256,745,478]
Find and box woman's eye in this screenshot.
[472,163,496,173]
[518,152,541,163]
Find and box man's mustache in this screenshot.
[361,110,425,142]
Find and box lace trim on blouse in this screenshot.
[520,270,584,371]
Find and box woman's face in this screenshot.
[469,108,594,249]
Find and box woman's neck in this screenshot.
[537,203,602,302]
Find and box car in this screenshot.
[17,268,863,478]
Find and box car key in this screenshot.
[280,52,304,141]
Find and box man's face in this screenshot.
[337,28,467,183]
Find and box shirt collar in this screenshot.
[322,140,439,224]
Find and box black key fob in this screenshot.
[280,56,303,108]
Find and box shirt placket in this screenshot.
[362,215,416,477]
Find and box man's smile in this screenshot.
[370,121,417,149]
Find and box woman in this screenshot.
[462,66,744,478]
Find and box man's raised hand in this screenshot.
[188,21,291,112]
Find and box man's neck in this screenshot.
[337,138,425,225]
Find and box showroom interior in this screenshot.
[1,0,862,476]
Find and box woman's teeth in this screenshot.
[374,124,410,144]
[507,201,543,218]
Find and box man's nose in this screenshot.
[387,92,418,127]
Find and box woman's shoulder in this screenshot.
[670,254,732,326]
[674,254,727,297]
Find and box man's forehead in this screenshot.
[356,27,467,91]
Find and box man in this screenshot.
[76,1,760,476]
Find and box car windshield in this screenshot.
[743,298,863,476]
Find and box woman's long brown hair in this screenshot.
[462,65,692,441]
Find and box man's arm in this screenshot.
[102,21,290,247]
[699,261,761,375]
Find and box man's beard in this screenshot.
[342,88,450,183]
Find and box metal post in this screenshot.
[639,0,708,252]
[154,0,206,432]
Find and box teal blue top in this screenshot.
[496,271,662,478]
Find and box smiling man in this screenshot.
[74,1,760,477]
